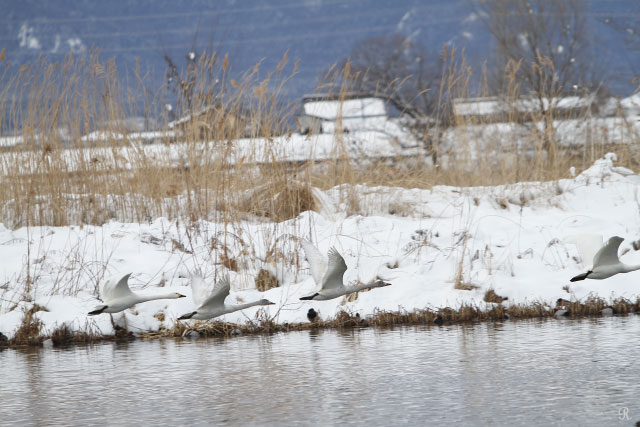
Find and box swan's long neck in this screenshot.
[137,293,178,303]
[226,300,267,313]
[623,264,640,273]
[345,281,386,293]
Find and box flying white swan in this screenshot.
[88,273,186,315]
[299,240,391,301]
[178,275,275,320]
[563,233,603,270]
[569,236,640,281]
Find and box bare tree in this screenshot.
[322,34,449,163]
[475,0,603,162]
[602,15,640,80]
[480,0,598,94]
[331,34,443,119]
[162,27,230,123]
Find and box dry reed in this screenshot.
[2,296,638,348]
[0,49,637,230]
[7,304,46,346]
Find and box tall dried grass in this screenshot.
[9,304,46,346]
[1,49,638,230]
[0,51,302,229]
[1,49,639,309]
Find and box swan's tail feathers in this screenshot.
[300,293,319,301]
[570,271,592,282]
[88,305,108,315]
[178,311,198,320]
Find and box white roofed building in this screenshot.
[298,94,388,134]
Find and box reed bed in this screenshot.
[2,296,638,348]
[0,50,638,231]
[7,304,46,346]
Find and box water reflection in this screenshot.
[1,317,640,426]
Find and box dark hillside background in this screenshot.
[1,0,638,100]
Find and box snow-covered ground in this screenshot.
[3,113,639,177]
[440,117,640,156]
[1,153,639,339]
[0,126,420,176]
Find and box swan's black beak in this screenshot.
[88,306,108,315]
[178,311,197,320]
[570,270,592,282]
[381,282,392,287]
[177,293,187,298]
[267,300,276,305]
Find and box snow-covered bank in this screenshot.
[1,153,640,340]
[439,116,640,164]
[0,124,420,177]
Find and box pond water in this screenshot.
[1,316,639,426]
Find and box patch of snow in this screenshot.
[80,131,126,142]
[0,136,24,147]
[397,10,412,31]
[620,93,640,116]
[303,98,387,121]
[1,154,640,339]
[453,95,595,116]
[51,35,61,53]
[66,38,85,54]
[18,23,40,49]
[0,126,421,176]
[462,12,478,23]
[518,33,529,48]
[127,131,177,141]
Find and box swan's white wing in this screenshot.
[190,275,211,308]
[564,234,603,268]
[199,275,231,309]
[301,240,327,290]
[593,236,624,267]
[321,247,348,290]
[101,273,134,301]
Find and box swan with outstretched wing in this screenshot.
[88,273,185,315]
[299,241,391,301]
[179,275,274,320]
[569,236,640,281]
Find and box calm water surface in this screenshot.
[1,316,640,426]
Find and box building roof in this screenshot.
[302,97,387,121]
[453,95,596,116]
